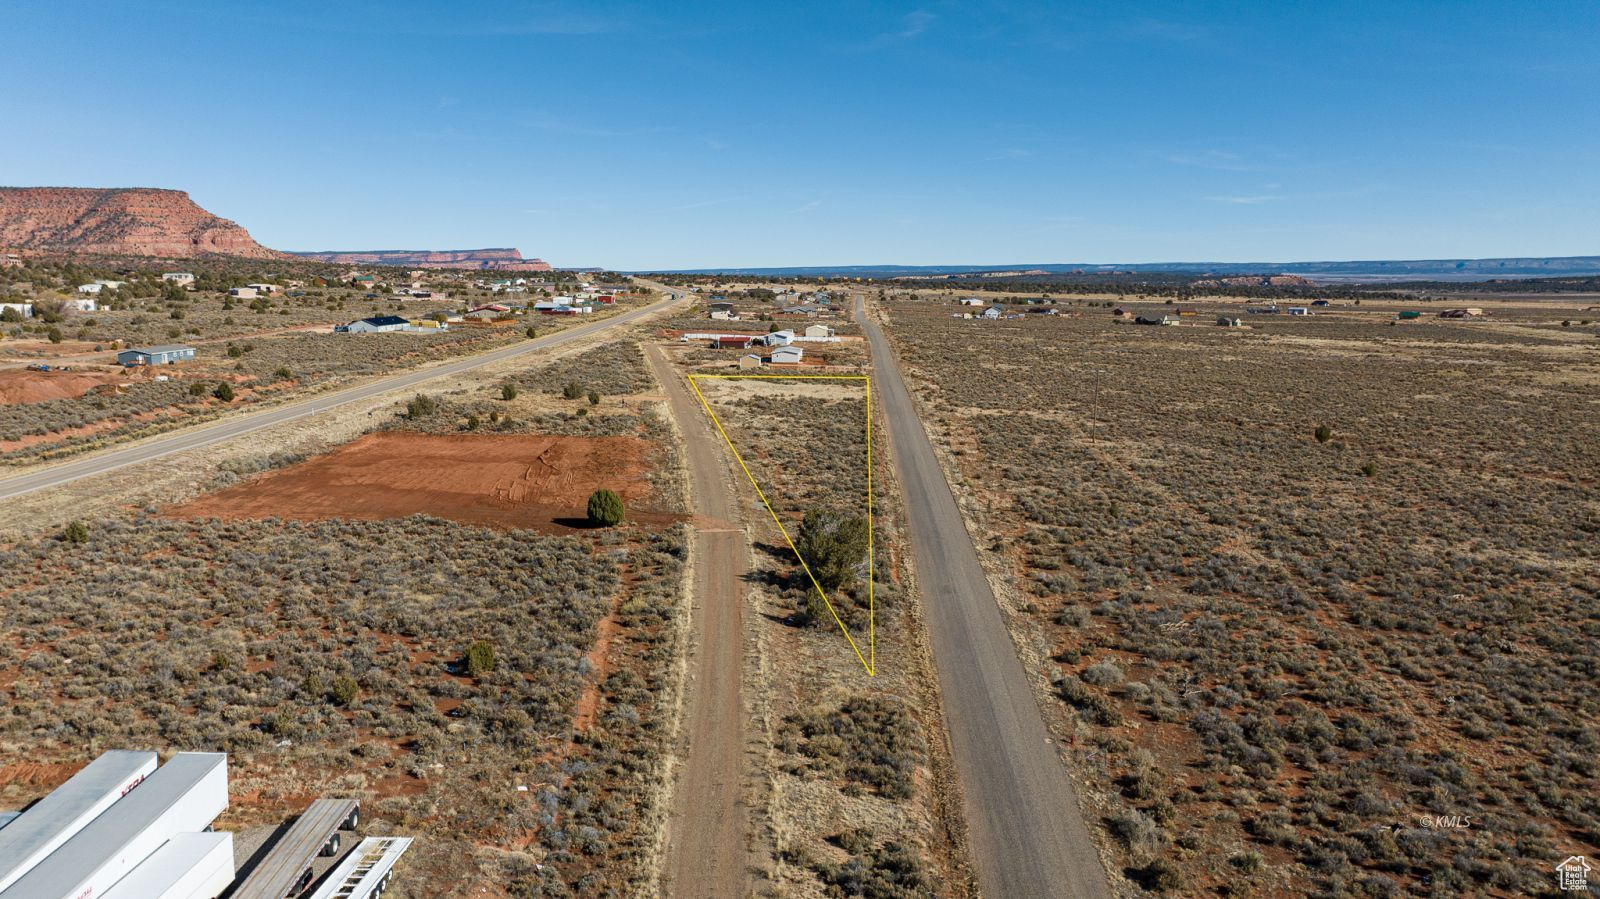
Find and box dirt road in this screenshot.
[645,345,751,899]
[0,293,686,502]
[856,296,1112,899]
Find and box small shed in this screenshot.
[803,324,835,338]
[738,354,763,369]
[770,345,804,365]
[118,344,195,366]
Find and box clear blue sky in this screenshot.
[3,1,1596,270]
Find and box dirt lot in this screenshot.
[0,365,136,404]
[166,432,667,532]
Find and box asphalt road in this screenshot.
[857,297,1112,899]
[0,292,686,503]
[645,345,751,899]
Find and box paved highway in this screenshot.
[0,291,686,503]
[857,296,1112,899]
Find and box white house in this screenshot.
[65,297,97,313]
[228,287,258,299]
[339,315,411,333]
[764,329,796,347]
[982,306,1004,319]
[245,283,281,294]
[803,324,835,338]
[0,302,33,319]
[161,272,196,287]
[960,297,986,306]
[770,345,804,364]
[1287,306,1310,316]
[76,283,103,295]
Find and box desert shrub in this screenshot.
[1314,424,1332,443]
[587,489,625,527]
[60,521,89,544]
[587,390,600,405]
[330,676,359,705]
[796,509,869,592]
[212,382,235,402]
[778,696,923,799]
[501,383,518,401]
[813,840,931,899]
[405,394,438,419]
[563,382,583,400]
[465,641,496,678]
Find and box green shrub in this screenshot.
[588,390,600,405]
[563,382,583,400]
[465,641,496,678]
[405,394,438,419]
[1360,460,1377,478]
[189,381,209,396]
[47,327,62,344]
[796,509,869,592]
[587,488,625,527]
[330,676,359,706]
[212,382,235,402]
[1314,424,1332,443]
[501,383,518,401]
[60,521,89,544]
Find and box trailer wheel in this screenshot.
[321,833,340,856]
[343,807,360,830]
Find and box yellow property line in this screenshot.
[686,372,876,676]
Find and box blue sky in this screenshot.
[2,1,1596,269]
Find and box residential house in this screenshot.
[712,335,760,350]
[245,283,281,294]
[982,306,1004,319]
[1286,306,1310,316]
[0,302,34,319]
[960,297,986,306]
[803,324,835,339]
[1135,314,1179,326]
[64,297,97,313]
[1217,315,1243,327]
[769,345,805,364]
[228,287,258,300]
[117,344,195,366]
[764,329,796,347]
[76,283,104,295]
[161,272,196,287]
[340,315,411,333]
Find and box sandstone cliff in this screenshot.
[0,187,282,259]
[289,248,553,271]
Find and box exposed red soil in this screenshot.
[0,366,138,404]
[0,761,85,789]
[165,432,674,532]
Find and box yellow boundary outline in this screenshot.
[687,373,875,676]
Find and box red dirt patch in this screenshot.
[165,432,671,532]
[0,366,133,404]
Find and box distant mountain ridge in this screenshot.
[648,254,1600,282]
[0,187,282,259]
[289,247,553,271]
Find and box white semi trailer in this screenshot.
[0,749,158,892]
[101,832,235,899]
[0,752,228,899]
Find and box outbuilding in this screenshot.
[738,353,764,369]
[769,345,804,364]
[803,324,835,338]
[117,344,195,366]
[228,287,258,300]
[765,329,796,346]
